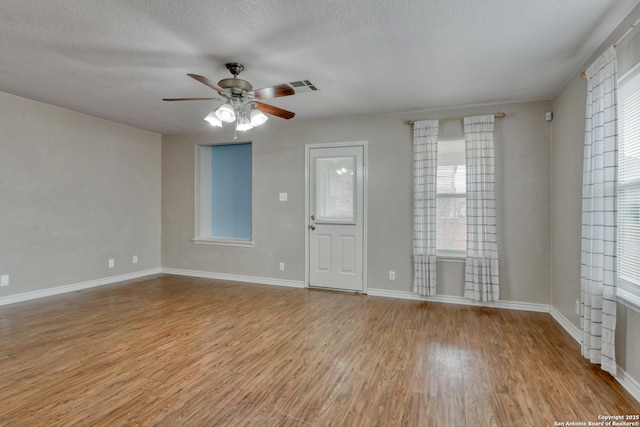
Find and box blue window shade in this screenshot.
[210,143,252,240]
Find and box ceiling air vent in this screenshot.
[288,80,318,93]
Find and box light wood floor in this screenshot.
[1,275,638,426]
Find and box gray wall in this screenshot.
[0,91,161,296]
[550,2,640,384]
[162,100,551,303]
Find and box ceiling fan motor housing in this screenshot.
[218,62,253,95]
[218,77,253,95]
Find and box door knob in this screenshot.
[309,224,316,230]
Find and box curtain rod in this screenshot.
[406,112,505,126]
[580,16,640,80]
[614,16,640,48]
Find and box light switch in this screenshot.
[279,192,288,202]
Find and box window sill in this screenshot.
[617,287,640,314]
[437,251,466,262]
[192,238,254,248]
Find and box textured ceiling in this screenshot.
[1,0,638,134]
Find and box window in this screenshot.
[617,64,640,300]
[195,143,252,245]
[436,139,466,254]
[315,156,356,223]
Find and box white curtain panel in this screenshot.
[413,120,439,296]
[581,45,618,376]
[464,115,499,302]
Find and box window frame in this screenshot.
[616,62,640,312]
[435,138,467,259]
[193,142,254,247]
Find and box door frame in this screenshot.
[304,141,368,293]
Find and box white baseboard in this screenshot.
[549,306,581,342]
[616,366,640,403]
[160,268,305,289]
[0,268,162,307]
[367,288,550,312]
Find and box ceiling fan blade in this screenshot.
[251,84,295,100]
[255,101,295,120]
[162,97,219,101]
[187,73,227,94]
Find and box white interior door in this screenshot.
[308,145,364,291]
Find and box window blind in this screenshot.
[618,64,640,291]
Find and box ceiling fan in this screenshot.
[163,63,296,131]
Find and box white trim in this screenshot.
[160,268,305,288]
[304,141,369,294]
[192,238,254,248]
[617,286,640,314]
[0,269,161,307]
[619,60,640,83]
[363,142,369,295]
[366,288,549,312]
[616,366,640,403]
[436,252,466,262]
[195,145,212,239]
[549,306,582,342]
[304,145,310,288]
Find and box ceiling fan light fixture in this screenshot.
[250,109,268,126]
[215,103,236,123]
[236,116,253,131]
[204,111,222,127]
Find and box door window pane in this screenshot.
[315,156,356,222]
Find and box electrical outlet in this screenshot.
[0,275,9,287]
[133,255,138,264]
[389,271,396,281]
[279,192,288,202]
[279,262,285,271]
[575,300,580,315]
[108,259,115,269]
